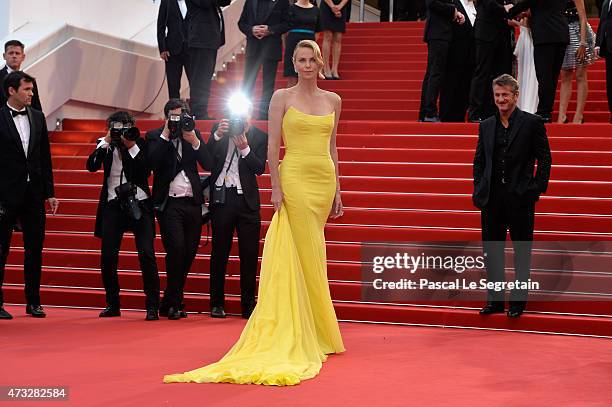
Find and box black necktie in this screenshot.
[10,109,27,117]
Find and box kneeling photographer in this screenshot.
[147,99,211,320]
[86,111,160,320]
[208,94,268,319]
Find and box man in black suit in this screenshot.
[157,0,189,99]
[508,0,569,123]
[1,40,42,111]
[472,74,552,318]
[147,99,211,320]
[207,113,267,319]
[440,0,476,122]
[0,71,58,320]
[185,0,231,119]
[467,0,514,122]
[238,0,290,120]
[86,112,160,320]
[596,0,612,123]
[418,0,465,122]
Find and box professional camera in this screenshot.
[168,111,196,140]
[226,92,251,137]
[109,122,140,147]
[114,182,142,221]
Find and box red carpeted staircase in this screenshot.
[5,22,612,337]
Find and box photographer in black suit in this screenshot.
[147,99,211,320]
[473,74,552,318]
[596,0,612,123]
[207,105,267,319]
[0,71,57,320]
[157,0,190,99]
[238,0,290,120]
[86,112,160,320]
[1,40,42,111]
[185,0,231,119]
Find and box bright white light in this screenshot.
[228,92,251,117]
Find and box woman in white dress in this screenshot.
[514,15,539,114]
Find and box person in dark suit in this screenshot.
[238,0,290,120]
[1,40,42,112]
[467,0,514,122]
[440,0,476,122]
[207,113,267,319]
[147,99,211,320]
[86,112,160,320]
[472,74,552,318]
[596,0,612,123]
[418,0,466,122]
[508,0,569,123]
[0,71,58,320]
[185,0,231,119]
[157,0,190,99]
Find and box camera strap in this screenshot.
[222,147,239,185]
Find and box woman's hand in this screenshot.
[576,44,587,63]
[271,186,284,212]
[329,191,344,219]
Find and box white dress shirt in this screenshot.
[177,0,188,19]
[96,138,148,201]
[159,132,201,198]
[213,132,250,195]
[7,102,30,156]
[460,0,476,26]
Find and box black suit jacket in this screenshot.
[597,1,612,54]
[423,0,457,42]
[472,108,552,209]
[157,0,188,55]
[146,127,211,211]
[0,105,54,208]
[0,67,43,112]
[473,0,514,42]
[86,138,152,238]
[509,0,569,45]
[207,125,267,211]
[449,0,475,63]
[238,0,290,61]
[185,0,231,49]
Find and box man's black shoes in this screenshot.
[167,306,181,320]
[0,306,13,319]
[507,308,524,318]
[26,304,46,318]
[99,306,121,318]
[211,306,226,318]
[479,303,505,315]
[145,309,159,321]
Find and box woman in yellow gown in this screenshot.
[163,40,345,386]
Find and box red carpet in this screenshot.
[2,306,611,407]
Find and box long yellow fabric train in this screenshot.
[163,106,345,386]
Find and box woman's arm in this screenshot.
[574,0,588,62]
[268,89,285,211]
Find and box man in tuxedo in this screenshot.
[238,0,290,120]
[207,113,267,319]
[1,40,42,111]
[86,112,160,320]
[185,0,231,119]
[157,0,190,99]
[147,99,211,320]
[0,71,58,320]
[472,74,552,317]
[508,0,569,123]
[596,0,612,123]
[440,0,476,122]
[418,0,465,122]
[467,0,514,122]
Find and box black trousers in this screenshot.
[604,53,612,121]
[480,184,535,306]
[243,53,278,119]
[0,184,45,306]
[533,42,567,118]
[187,47,217,119]
[100,200,160,309]
[165,49,189,99]
[419,40,450,118]
[468,36,513,120]
[440,60,475,122]
[158,197,202,310]
[209,188,260,311]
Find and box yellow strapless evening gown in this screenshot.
[163,106,345,386]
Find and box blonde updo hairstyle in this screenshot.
[292,39,326,79]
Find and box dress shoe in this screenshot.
[479,303,505,315]
[99,306,121,317]
[179,310,188,318]
[145,309,159,321]
[167,306,181,320]
[507,307,524,318]
[211,306,226,318]
[242,307,254,319]
[468,117,484,123]
[537,114,552,123]
[0,306,13,320]
[26,304,47,318]
[423,116,441,123]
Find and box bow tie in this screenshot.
[10,109,27,117]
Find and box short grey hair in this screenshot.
[492,74,519,94]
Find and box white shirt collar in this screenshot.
[5,65,15,74]
[6,101,26,112]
